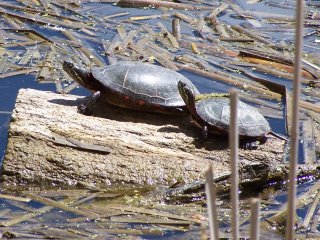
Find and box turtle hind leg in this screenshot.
[78,91,101,115]
[240,139,260,150]
[240,136,267,150]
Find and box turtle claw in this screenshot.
[241,140,259,150]
[77,104,93,115]
[199,125,208,143]
[77,91,101,116]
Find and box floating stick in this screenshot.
[286,0,304,239]
[172,18,181,42]
[229,88,239,239]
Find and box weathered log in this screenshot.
[2,89,285,187]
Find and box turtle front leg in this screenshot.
[78,91,101,115]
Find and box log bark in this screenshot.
[2,89,285,187]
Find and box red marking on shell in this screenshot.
[138,100,145,106]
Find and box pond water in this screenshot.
[0,0,319,239]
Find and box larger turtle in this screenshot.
[178,81,286,149]
[63,61,199,115]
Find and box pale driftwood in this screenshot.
[2,89,285,187]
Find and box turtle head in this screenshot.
[178,81,196,110]
[63,61,98,91]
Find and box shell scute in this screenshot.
[196,98,270,137]
[91,61,199,108]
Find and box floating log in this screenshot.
[2,89,285,187]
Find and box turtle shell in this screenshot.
[91,61,199,109]
[195,98,271,137]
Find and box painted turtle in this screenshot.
[63,61,199,115]
[178,81,286,149]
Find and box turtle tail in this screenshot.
[269,131,288,142]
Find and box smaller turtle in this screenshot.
[178,81,286,149]
[63,61,199,115]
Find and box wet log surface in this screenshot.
[2,88,285,187]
